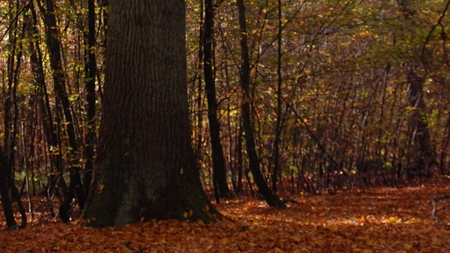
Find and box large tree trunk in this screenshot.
[83,0,217,227]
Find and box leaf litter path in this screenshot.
[2,180,450,253]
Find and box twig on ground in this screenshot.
[430,194,450,229]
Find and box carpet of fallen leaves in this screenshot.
[2,179,450,252]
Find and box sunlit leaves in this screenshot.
[2,181,450,252]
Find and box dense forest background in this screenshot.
[0,0,450,220]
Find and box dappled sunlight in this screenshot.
[211,180,450,252]
[1,181,449,252]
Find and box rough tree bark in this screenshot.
[82,0,217,227]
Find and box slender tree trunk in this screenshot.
[83,0,97,195]
[406,67,435,176]
[83,0,217,227]
[203,0,230,202]
[38,0,86,215]
[272,0,284,194]
[29,0,66,198]
[236,124,244,194]
[194,0,204,160]
[2,0,27,229]
[96,0,108,101]
[397,0,436,177]
[236,0,285,208]
[0,146,16,229]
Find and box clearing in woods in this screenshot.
[1,179,450,252]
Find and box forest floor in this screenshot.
[1,178,450,252]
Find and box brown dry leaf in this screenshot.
[1,180,450,252]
